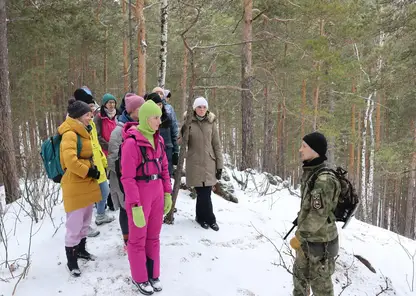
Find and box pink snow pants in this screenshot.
[65,205,93,247]
[126,180,164,283]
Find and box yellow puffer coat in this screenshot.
[58,117,101,213]
[90,120,108,184]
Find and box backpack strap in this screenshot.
[76,134,82,157]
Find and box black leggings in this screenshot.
[119,207,128,235]
[195,186,216,224]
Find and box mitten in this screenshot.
[87,166,100,179]
[290,236,301,250]
[132,206,146,228]
[164,193,172,215]
[172,153,179,166]
[215,169,222,180]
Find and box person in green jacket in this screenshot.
[290,132,340,296]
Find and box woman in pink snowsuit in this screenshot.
[120,100,172,295]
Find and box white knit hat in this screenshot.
[193,97,208,110]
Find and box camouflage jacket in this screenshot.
[297,162,341,243]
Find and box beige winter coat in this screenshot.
[182,111,223,187]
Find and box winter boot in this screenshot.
[87,226,100,237]
[65,246,81,277]
[210,222,219,231]
[95,213,115,225]
[149,278,162,292]
[77,238,96,261]
[132,280,154,295]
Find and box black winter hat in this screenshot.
[303,132,327,160]
[74,88,94,105]
[68,100,91,119]
[146,92,163,105]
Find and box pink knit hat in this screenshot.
[125,94,145,113]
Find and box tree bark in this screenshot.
[122,0,129,93]
[0,0,20,203]
[158,0,168,88]
[349,104,356,181]
[104,27,108,92]
[180,42,187,124]
[136,0,147,96]
[262,85,273,173]
[301,79,306,137]
[240,0,254,170]
[406,121,416,237]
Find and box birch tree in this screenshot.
[158,0,168,88]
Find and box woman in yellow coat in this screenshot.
[74,87,115,228]
[59,99,101,277]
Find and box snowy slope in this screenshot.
[0,170,415,296]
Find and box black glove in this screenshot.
[215,169,222,180]
[87,166,100,180]
[172,152,179,166]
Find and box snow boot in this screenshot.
[210,222,219,231]
[65,246,81,277]
[132,280,154,295]
[87,226,100,237]
[149,278,162,292]
[95,213,115,225]
[195,216,209,229]
[77,238,96,261]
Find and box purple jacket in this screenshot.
[120,122,172,206]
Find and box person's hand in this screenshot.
[164,193,172,215]
[172,153,179,166]
[87,166,100,179]
[132,206,146,228]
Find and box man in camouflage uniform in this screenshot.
[290,132,341,296]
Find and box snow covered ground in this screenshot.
[1,169,416,296]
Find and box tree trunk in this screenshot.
[361,94,373,222]
[122,0,129,93]
[180,42,187,124]
[327,89,335,165]
[312,20,324,131]
[349,104,356,181]
[158,0,168,88]
[164,36,196,224]
[262,85,273,173]
[104,27,108,92]
[128,0,134,91]
[240,0,254,170]
[406,121,416,238]
[368,95,375,224]
[136,0,146,96]
[0,0,20,203]
[301,79,306,137]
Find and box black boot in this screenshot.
[65,246,81,277]
[77,238,96,261]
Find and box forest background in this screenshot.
[0,0,415,239]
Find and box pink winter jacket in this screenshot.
[120,122,172,206]
[93,113,117,156]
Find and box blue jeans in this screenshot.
[97,181,110,215]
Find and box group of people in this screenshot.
[57,86,224,295]
[57,80,341,295]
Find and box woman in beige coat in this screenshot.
[182,97,223,231]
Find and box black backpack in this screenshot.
[309,167,360,229]
[115,135,165,193]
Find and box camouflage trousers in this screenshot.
[292,249,335,296]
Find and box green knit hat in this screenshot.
[102,93,117,106]
[138,100,162,133]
